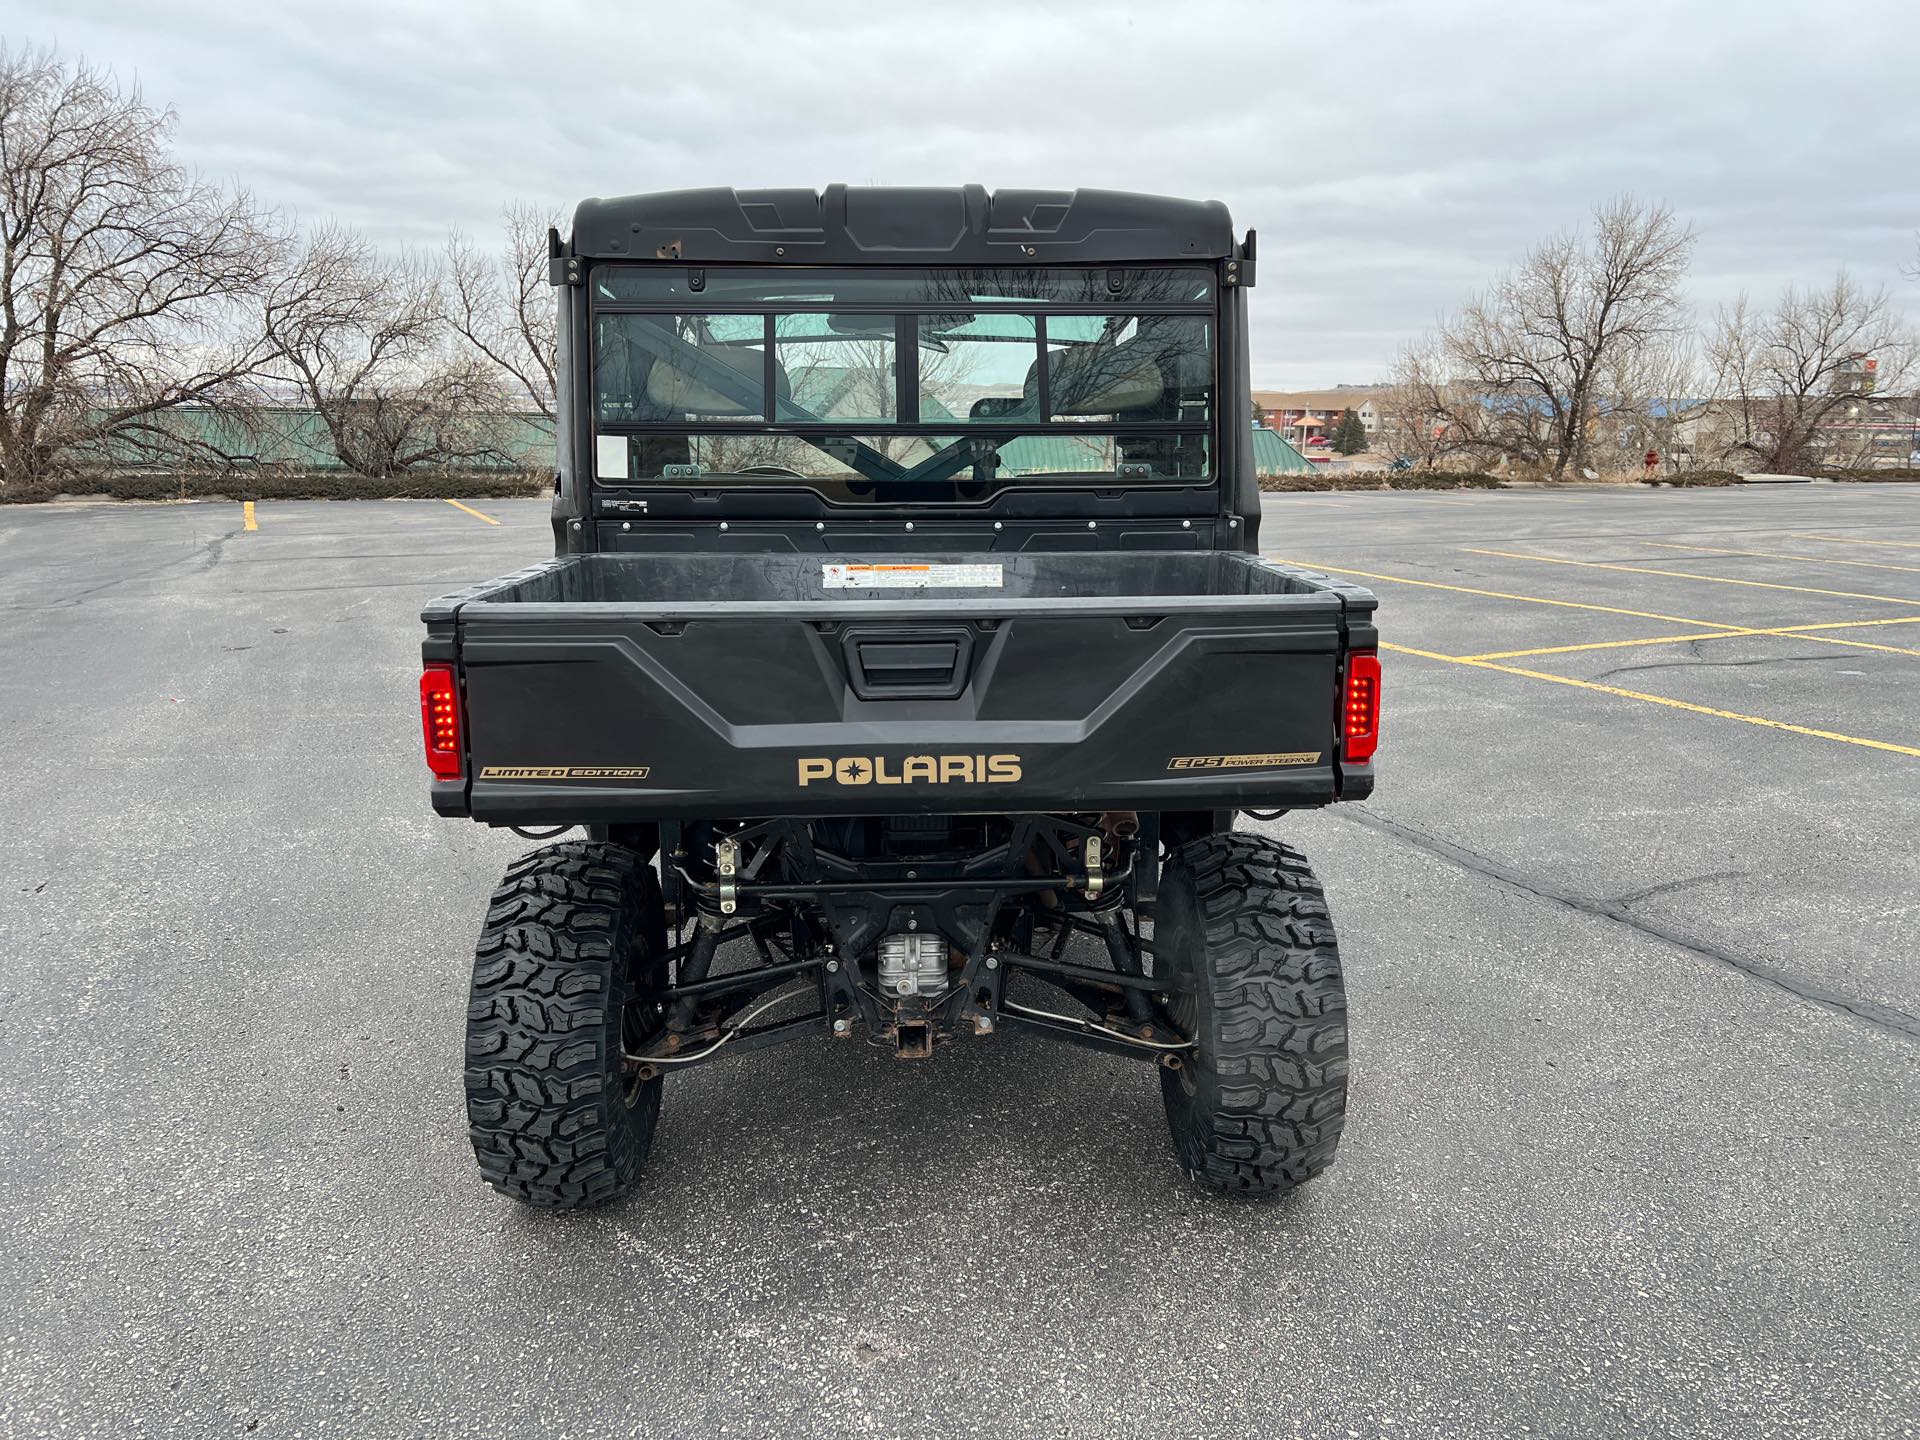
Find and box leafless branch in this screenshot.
[445,201,559,421]
[1391,196,1694,477]
[1706,272,1914,473]
[259,225,518,477]
[0,45,285,486]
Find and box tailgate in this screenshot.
[425,553,1376,821]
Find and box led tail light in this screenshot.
[420,663,463,780]
[1343,650,1381,764]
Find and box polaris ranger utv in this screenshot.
[420,186,1380,1208]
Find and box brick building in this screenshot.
[1250,388,1384,448]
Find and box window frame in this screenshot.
[586,265,1220,495]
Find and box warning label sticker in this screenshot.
[822,563,1003,590]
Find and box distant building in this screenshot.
[1251,389,1384,448]
[1809,393,1919,469]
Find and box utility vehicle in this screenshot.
[420,186,1380,1207]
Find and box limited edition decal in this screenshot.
[1167,752,1321,771]
[478,766,651,780]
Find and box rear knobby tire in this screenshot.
[1156,833,1348,1194]
[464,840,665,1208]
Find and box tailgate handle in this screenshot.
[843,627,974,700]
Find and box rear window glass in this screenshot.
[596,431,1211,500]
[588,266,1217,503]
[595,314,767,423]
[596,312,1211,429]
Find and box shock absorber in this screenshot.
[670,917,722,1029]
[1094,909,1155,1027]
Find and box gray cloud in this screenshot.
[14,0,1917,386]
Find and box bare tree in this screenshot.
[1382,336,1513,470]
[260,225,510,477]
[1595,335,1708,470]
[1379,343,1436,466]
[445,201,558,419]
[1411,197,1694,478]
[0,46,282,488]
[1707,272,1913,473]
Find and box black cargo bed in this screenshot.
[424,553,1376,823]
[430,551,1345,616]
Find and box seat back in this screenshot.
[646,346,792,418]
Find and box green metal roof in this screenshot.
[79,405,554,472]
[996,434,1116,474]
[1252,428,1313,474]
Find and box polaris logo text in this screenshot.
[796,754,1022,787]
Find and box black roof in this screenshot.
[569,185,1235,266]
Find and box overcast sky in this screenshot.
[10,0,1917,389]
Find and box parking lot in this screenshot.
[3,483,1917,1438]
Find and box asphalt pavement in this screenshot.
[2,484,1916,1438]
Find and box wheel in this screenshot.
[1154,833,1348,1194]
[463,840,666,1208]
[1160,809,1236,851]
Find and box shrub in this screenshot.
[1383,471,1503,490]
[1259,472,1377,492]
[1814,467,1920,483]
[0,469,551,504]
[1257,468,1505,492]
[1653,470,1745,487]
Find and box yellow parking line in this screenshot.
[1785,616,1920,632]
[444,499,500,526]
[1383,642,1920,758]
[242,501,257,532]
[1798,534,1920,552]
[1462,630,1753,660]
[1787,632,1920,657]
[1271,560,1732,627]
[1467,548,1920,607]
[1282,559,1920,661]
[1646,541,1920,575]
[1466,616,1920,661]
